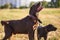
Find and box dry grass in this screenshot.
[0,8,60,40]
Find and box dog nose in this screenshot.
[55,28,57,30]
[55,28,57,31]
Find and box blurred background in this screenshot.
[0,0,60,9]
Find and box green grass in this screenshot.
[0,8,60,40]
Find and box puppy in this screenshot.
[37,24,57,40]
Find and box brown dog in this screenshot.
[1,2,43,40]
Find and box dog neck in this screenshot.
[44,27,51,32]
[29,15,36,19]
[44,28,48,32]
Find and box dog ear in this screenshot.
[34,2,40,6]
[37,2,40,6]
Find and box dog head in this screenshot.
[29,2,43,14]
[45,24,57,32]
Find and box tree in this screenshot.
[51,0,60,8]
[42,0,48,8]
[57,0,60,7]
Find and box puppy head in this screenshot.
[45,24,57,32]
[29,2,43,13]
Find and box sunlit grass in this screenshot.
[0,8,60,40]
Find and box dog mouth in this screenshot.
[37,5,43,12]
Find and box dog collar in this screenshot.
[29,15,36,19]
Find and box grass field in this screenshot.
[0,8,60,40]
